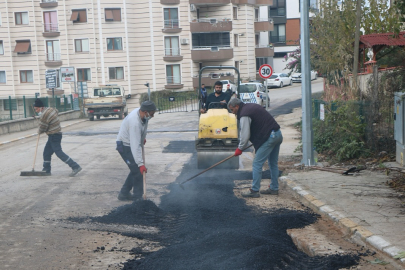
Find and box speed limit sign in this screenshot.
[259,64,273,79]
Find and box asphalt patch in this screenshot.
[67,152,362,269]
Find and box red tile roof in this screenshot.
[360,31,405,48]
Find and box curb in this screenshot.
[0,119,87,146]
[279,176,405,265]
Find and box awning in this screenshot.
[14,41,30,53]
[70,10,79,21]
[105,9,113,21]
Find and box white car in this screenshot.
[220,80,237,93]
[266,73,293,88]
[238,83,270,107]
[291,70,318,83]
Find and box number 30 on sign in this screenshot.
[259,64,273,79]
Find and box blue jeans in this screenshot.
[252,130,283,191]
[43,133,79,172]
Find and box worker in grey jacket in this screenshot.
[116,101,156,201]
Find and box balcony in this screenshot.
[160,0,179,3]
[190,0,230,5]
[192,74,235,88]
[163,48,183,62]
[42,23,60,37]
[191,47,233,62]
[45,53,62,67]
[270,35,286,44]
[254,18,274,32]
[255,0,273,5]
[190,18,232,33]
[40,0,58,8]
[255,46,274,57]
[165,76,183,89]
[162,19,181,33]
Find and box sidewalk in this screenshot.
[274,108,405,266]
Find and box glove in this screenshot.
[144,139,146,145]
[116,141,124,153]
[139,165,147,174]
[234,148,243,156]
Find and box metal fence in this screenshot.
[157,95,199,114]
[0,95,78,122]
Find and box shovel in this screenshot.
[142,146,146,200]
[179,144,253,189]
[20,134,51,176]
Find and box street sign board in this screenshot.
[61,67,75,82]
[45,69,57,88]
[258,64,273,79]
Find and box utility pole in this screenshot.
[300,0,315,166]
[353,0,362,97]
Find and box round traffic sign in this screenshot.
[259,64,273,79]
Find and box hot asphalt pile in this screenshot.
[68,141,366,269]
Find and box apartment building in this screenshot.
[0,0,273,110]
[270,0,317,73]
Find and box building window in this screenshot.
[20,70,33,83]
[107,38,122,51]
[75,39,89,52]
[274,52,287,58]
[234,34,239,47]
[43,11,58,32]
[270,24,286,43]
[15,12,29,25]
[70,9,87,23]
[269,0,286,17]
[164,8,179,29]
[77,68,91,81]
[0,41,3,55]
[109,67,124,80]
[255,34,259,46]
[192,32,230,48]
[105,8,121,22]
[164,36,180,56]
[14,40,31,54]
[3,99,17,110]
[166,64,181,84]
[233,6,238,20]
[46,40,60,61]
[0,71,5,83]
[256,58,268,71]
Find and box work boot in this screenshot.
[241,188,260,198]
[69,166,82,177]
[260,188,279,195]
[42,168,51,174]
[118,191,133,201]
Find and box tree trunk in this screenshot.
[353,0,362,99]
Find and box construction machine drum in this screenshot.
[196,106,239,169]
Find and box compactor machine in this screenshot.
[196,66,241,169]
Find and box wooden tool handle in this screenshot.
[32,134,40,171]
[142,146,146,200]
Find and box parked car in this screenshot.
[220,80,237,93]
[291,70,318,83]
[266,73,293,88]
[238,82,270,107]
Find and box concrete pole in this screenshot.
[300,0,314,166]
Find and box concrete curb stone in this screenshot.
[0,119,87,146]
[280,176,405,265]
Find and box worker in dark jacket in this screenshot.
[228,98,283,197]
[33,99,82,176]
[200,81,230,113]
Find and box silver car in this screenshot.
[238,83,270,107]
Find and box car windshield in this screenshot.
[239,84,257,93]
[220,80,234,85]
[94,88,121,96]
[269,75,278,79]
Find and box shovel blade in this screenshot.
[20,171,51,176]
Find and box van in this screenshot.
[238,82,270,107]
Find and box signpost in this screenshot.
[258,64,273,110]
[61,67,77,94]
[45,69,57,106]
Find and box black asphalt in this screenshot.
[67,140,364,269]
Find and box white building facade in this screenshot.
[0,0,274,110]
